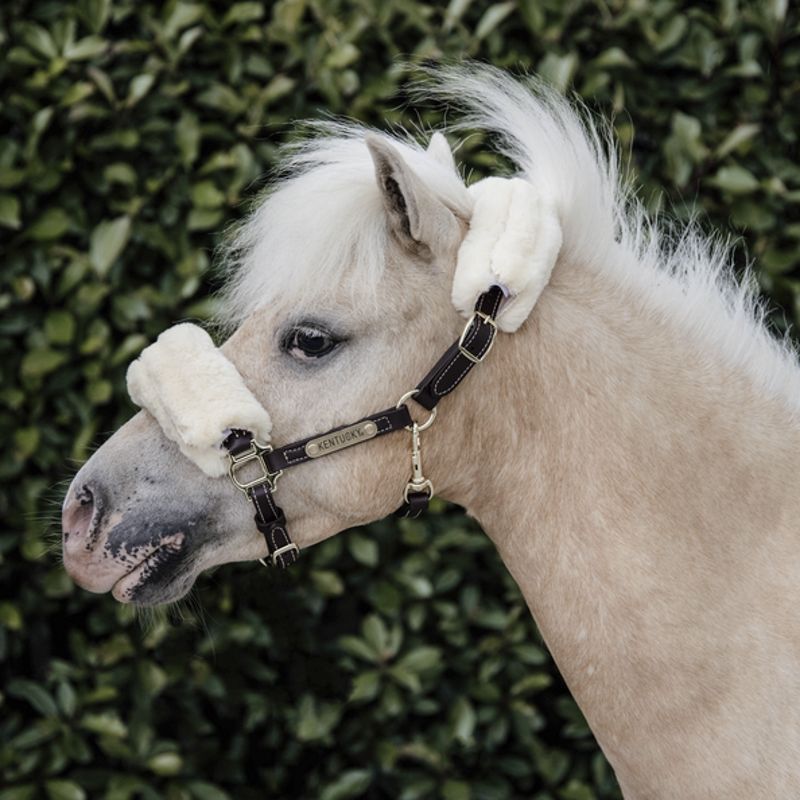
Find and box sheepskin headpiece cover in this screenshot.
[453,176,562,333]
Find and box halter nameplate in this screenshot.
[305,421,378,457]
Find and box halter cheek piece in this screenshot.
[222,286,504,569]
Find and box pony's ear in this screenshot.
[366,134,460,257]
[427,132,457,173]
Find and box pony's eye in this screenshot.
[282,324,341,361]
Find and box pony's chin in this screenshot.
[111,564,196,606]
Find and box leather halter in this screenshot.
[222,287,504,569]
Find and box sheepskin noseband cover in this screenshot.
[453,176,563,333]
[126,324,272,477]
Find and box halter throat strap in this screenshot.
[223,286,503,568]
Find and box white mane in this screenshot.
[218,64,800,411]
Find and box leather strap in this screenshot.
[249,483,298,569]
[413,286,503,411]
[395,490,430,519]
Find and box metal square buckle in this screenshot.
[228,441,282,493]
[259,542,300,568]
[458,311,497,364]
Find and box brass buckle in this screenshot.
[228,440,282,493]
[458,311,497,364]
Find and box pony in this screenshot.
[61,65,800,797]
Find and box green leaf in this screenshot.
[44,781,86,800]
[0,601,23,630]
[395,646,441,673]
[20,349,68,379]
[7,679,59,717]
[0,787,36,800]
[163,2,206,38]
[326,43,360,70]
[176,112,201,166]
[449,697,476,744]
[348,532,378,566]
[64,36,107,60]
[0,194,21,229]
[474,2,515,39]
[44,311,75,344]
[27,208,70,240]
[222,2,265,26]
[348,671,381,702]
[89,216,131,276]
[362,614,389,654]
[441,781,471,800]
[80,711,128,738]
[310,569,345,596]
[716,123,760,158]
[319,769,372,800]
[20,23,58,59]
[295,695,342,742]
[126,73,156,106]
[190,180,225,208]
[538,51,579,93]
[79,0,111,33]
[147,752,183,775]
[196,83,245,115]
[56,682,78,717]
[712,165,760,194]
[338,635,379,663]
[187,782,231,800]
[511,673,552,695]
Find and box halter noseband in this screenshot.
[221,286,504,569]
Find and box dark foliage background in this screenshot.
[1,1,798,798]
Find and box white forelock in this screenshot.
[216,123,471,327]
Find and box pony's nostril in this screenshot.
[78,485,93,506]
[62,484,97,545]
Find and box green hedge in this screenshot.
[1,1,798,798]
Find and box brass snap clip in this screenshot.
[402,421,434,503]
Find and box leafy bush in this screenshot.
[1,1,798,798]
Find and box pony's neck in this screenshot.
[433,257,800,798]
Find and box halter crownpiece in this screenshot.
[125,174,556,569]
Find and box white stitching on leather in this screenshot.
[433,321,482,396]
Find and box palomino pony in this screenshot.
[61,65,800,797]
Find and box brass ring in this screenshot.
[395,389,437,431]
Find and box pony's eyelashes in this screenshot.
[280,322,346,362]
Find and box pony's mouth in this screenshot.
[110,533,188,604]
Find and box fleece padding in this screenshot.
[453,176,562,332]
[126,324,272,477]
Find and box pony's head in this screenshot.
[61,130,474,605]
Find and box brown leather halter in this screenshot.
[222,287,504,568]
